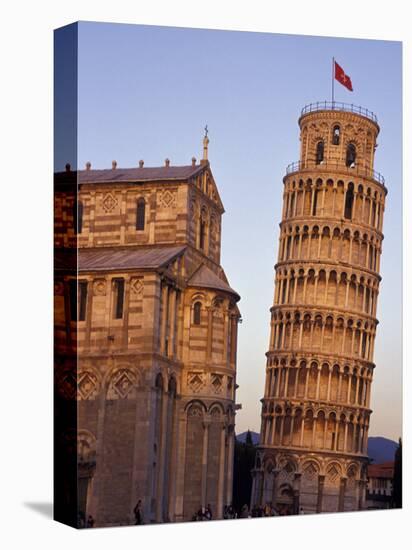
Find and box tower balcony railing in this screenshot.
[285,159,386,186]
[301,101,378,125]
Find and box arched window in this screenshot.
[315,140,324,164]
[193,301,202,325]
[289,193,295,217]
[199,219,206,250]
[332,125,340,145]
[136,198,145,230]
[344,183,355,220]
[312,189,319,215]
[73,199,83,234]
[113,278,125,319]
[346,143,357,167]
[168,376,177,397]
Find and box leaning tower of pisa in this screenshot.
[251,102,387,514]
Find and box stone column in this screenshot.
[311,417,317,448]
[309,321,315,348]
[321,187,326,215]
[326,368,332,401]
[293,277,298,303]
[285,275,291,304]
[346,374,352,404]
[167,396,179,522]
[298,321,304,348]
[160,283,169,354]
[84,277,94,348]
[174,410,188,521]
[206,307,213,361]
[223,310,229,364]
[300,418,305,447]
[341,326,347,354]
[352,192,358,221]
[216,423,227,518]
[323,418,328,449]
[293,370,299,398]
[282,193,288,218]
[201,419,211,508]
[285,366,291,397]
[357,479,366,510]
[355,374,361,405]
[304,367,310,398]
[275,368,281,398]
[279,415,285,445]
[338,477,347,512]
[272,322,278,350]
[257,469,264,506]
[250,470,257,508]
[301,190,306,216]
[345,280,350,307]
[281,322,286,349]
[230,315,238,366]
[268,414,275,445]
[293,473,302,514]
[271,469,280,506]
[333,422,338,451]
[316,474,325,513]
[176,291,184,360]
[343,421,349,453]
[168,288,177,359]
[351,329,356,355]
[315,366,321,399]
[349,237,353,264]
[290,414,295,446]
[155,390,170,523]
[225,425,235,506]
[337,371,343,402]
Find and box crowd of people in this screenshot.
[80,499,304,527]
[193,502,303,521]
[78,500,305,527]
[192,504,213,521]
[77,511,95,528]
[227,503,305,518]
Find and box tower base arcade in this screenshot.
[251,449,368,514]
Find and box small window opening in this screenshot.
[316,141,324,164]
[79,281,88,321]
[344,183,354,220]
[332,125,340,145]
[346,143,357,167]
[69,280,88,321]
[199,220,206,250]
[136,198,145,230]
[113,278,125,319]
[73,200,83,234]
[193,302,201,325]
[312,189,319,215]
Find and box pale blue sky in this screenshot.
[75,22,402,440]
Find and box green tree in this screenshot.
[392,437,402,508]
[232,431,257,515]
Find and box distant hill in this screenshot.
[236,431,260,445]
[235,433,398,461]
[367,437,398,464]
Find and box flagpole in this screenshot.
[332,56,335,107]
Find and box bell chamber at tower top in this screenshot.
[285,103,386,188]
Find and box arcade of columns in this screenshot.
[252,104,387,514]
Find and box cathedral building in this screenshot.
[251,103,387,514]
[54,135,241,527]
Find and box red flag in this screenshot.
[334,61,353,91]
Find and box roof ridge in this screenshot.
[187,262,240,300]
[77,163,202,173]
